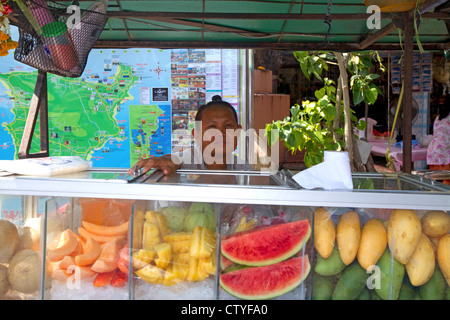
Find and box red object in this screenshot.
[117,244,130,275]
[93,270,116,287]
[1,4,12,15]
[110,271,127,288]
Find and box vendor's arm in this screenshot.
[128,154,181,175]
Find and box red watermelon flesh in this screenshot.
[221,219,311,266]
[220,255,310,300]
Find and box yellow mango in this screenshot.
[387,209,422,265]
[421,210,450,238]
[437,234,450,286]
[336,211,361,266]
[406,233,435,286]
[357,218,387,271]
[314,207,336,259]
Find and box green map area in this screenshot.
[0,64,138,160]
[129,104,166,166]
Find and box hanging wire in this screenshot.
[323,0,332,45]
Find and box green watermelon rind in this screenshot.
[220,256,311,300]
[221,220,311,267]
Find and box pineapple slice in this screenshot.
[170,240,191,254]
[142,222,160,249]
[142,211,171,249]
[235,217,258,232]
[132,248,156,269]
[153,242,172,270]
[199,253,216,275]
[190,226,216,259]
[186,257,209,282]
[145,211,170,238]
[163,263,182,286]
[163,232,192,242]
[172,254,190,281]
[136,265,164,284]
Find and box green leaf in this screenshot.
[365,73,380,81]
[365,86,378,105]
[353,85,364,105]
[356,120,366,131]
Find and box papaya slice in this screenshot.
[81,220,129,237]
[93,270,116,287]
[91,239,121,273]
[110,271,127,287]
[48,229,79,262]
[75,237,102,267]
[78,227,126,244]
[117,244,130,275]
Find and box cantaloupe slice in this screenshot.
[91,239,121,273]
[75,237,102,267]
[70,238,84,257]
[81,220,129,237]
[58,255,76,269]
[48,229,79,262]
[78,227,126,244]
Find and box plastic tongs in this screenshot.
[126,165,165,183]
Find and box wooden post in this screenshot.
[18,71,49,159]
[402,20,414,173]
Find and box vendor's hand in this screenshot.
[128,155,181,176]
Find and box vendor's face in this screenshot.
[192,105,241,161]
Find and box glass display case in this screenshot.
[0,169,448,300]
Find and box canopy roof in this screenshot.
[11,0,450,50]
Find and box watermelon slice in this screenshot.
[221,219,311,266]
[220,255,310,300]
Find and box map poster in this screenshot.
[0,28,241,168]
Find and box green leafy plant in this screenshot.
[266,51,384,169]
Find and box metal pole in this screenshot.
[402,20,414,173]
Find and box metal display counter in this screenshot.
[0,170,448,300]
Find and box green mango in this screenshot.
[446,287,450,300]
[312,272,334,300]
[331,262,367,300]
[374,249,405,300]
[369,289,381,300]
[356,288,371,300]
[398,282,417,300]
[419,265,446,300]
[314,246,346,276]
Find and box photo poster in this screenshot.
[170,49,240,151]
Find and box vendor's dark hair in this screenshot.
[195,95,238,123]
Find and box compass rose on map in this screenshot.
[149,62,167,80]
